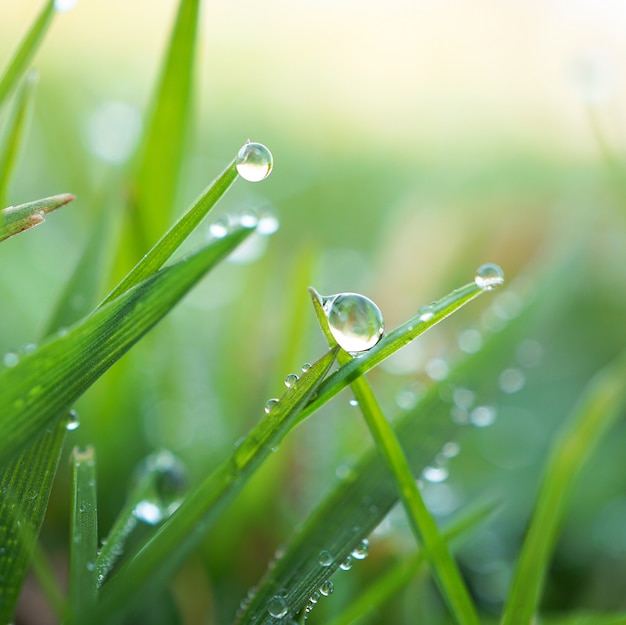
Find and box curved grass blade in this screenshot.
[96,348,338,623]
[132,0,202,248]
[500,350,626,625]
[0,225,254,462]
[0,70,38,206]
[0,193,74,242]
[68,446,98,624]
[0,0,55,108]
[311,290,480,625]
[326,499,499,625]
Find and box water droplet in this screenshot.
[146,450,187,506]
[209,218,229,239]
[470,405,497,428]
[267,595,288,618]
[265,398,279,414]
[3,352,19,368]
[133,500,163,525]
[474,264,505,290]
[499,368,526,394]
[284,373,298,388]
[236,141,273,182]
[66,409,80,431]
[339,556,353,570]
[351,539,369,560]
[323,292,384,353]
[257,212,280,235]
[423,465,449,483]
[319,580,334,596]
[452,388,475,410]
[425,358,449,381]
[516,339,543,368]
[318,550,334,567]
[418,305,434,322]
[22,343,37,355]
[239,209,259,228]
[458,328,483,354]
[348,398,359,407]
[86,561,95,571]
[301,363,312,373]
[55,0,77,12]
[309,591,320,604]
[442,441,461,458]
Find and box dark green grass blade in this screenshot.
[96,348,338,623]
[69,446,98,623]
[326,500,499,625]
[311,291,480,625]
[0,193,74,242]
[0,225,254,462]
[0,70,37,206]
[0,0,55,108]
[132,0,202,248]
[500,350,626,625]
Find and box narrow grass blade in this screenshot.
[0,193,75,242]
[500,350,626,625]
[132,0,202,248]
[312,291,480,625]
[0,225,254,462]
[541,614,626,625]
[0,70,38,206]
[69,446,98,623]
[103,159,237,304]
[326,500,499,625]
[97,348,338,623]
[0,0,55,108]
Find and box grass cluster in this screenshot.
[1,2,626,625]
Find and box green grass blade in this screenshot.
[0,225,254,462]
[69,446,98,623]
[311,292,480,625]
[132,0,202,248]
[0,0,55,108]
[541,614,626,625]
[326,500,499,625]
[0,193,75,242]
[103,159,238,305]
[31,541,67,621]
[500,350,626,625]
[96,348,338,622]
[0,70,38,206]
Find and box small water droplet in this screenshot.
[425,358,449,381]
[458,328,483,354]
[267,595,288,618]
[3,352,19,368]
[236,141,273,182]
[339,556,353,570]
[499,368,526,394]
[348,398,359,407]
[301,363,312,373]
[284,373,298,388]
[22,343,37,355]
[422,465,449,483]
[442,441,461,458]
[475,264,505,290]
[319,580,334,597]
[133,500,163,525]
[418,305,435,322]
[318,550,334,567]
[55,0,77,12]
[209,218,229,239]
[239,209,259,228]
[309,591,320,604]
[470,405,497,427]
[66,409,80,431]
[351,539,369,560]
[265,398,279,414]
[323,292,384,353]
[86,561,95,571]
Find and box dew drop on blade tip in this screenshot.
[236,141,273,182]
[474,263,504,290]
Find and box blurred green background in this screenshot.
[1,1,626,624]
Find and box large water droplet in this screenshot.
[284,373,298,388]
[133,500,163,525]
[267,595,288,618]
[323,293,384,353]
[66,410,80,431]
[351,539,369,560]
[319,580,334,596]
[318,550,334,567]
[265,398,279,414]
[474,264,505,290]
[236,141,273,182]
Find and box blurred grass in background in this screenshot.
[1,1,626,623]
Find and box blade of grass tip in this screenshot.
[500,350,626,625]
[0,225,255,463]
[311,292,480,625]
[102,158,238,305]
[96,348,338,623]
[0,193,75,242]
[31,541,67,622]
[132,0,202,249]
[69,446,98,624]
[0,0,55,109]
[326,499,500,625]
[0,420,66,624]
[0,70,38,206]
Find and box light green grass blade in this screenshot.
[311,291,480,625]
[327,500,499,625]
[132,0,202,248]
[0,193,74,242]
[0,0,55,108]
[0,225,254,462]
[0,70,38,206]
[96,348,338,623]
[500,350,626,625]
[69,446,98,624]
[103,159,238,305]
